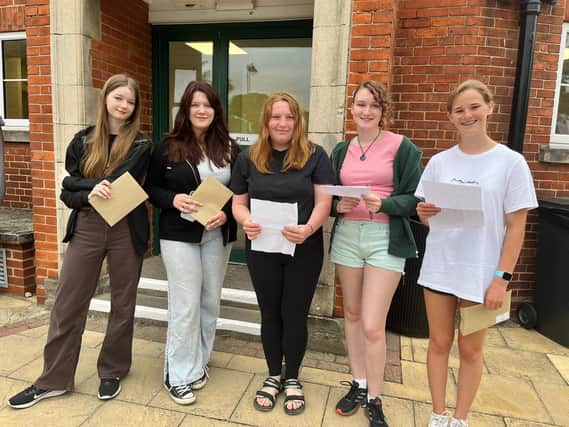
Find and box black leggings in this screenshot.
[246,233,323,379]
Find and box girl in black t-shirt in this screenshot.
[231,92,333,415]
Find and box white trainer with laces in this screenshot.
[428,411,450,427]
[450,417,468,427]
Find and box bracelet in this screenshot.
[306,223,315,234]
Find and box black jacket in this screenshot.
[145,137,238,245]
[60,127,152,256]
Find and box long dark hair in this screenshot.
[165,81,237,166]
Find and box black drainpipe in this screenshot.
[508,0,543,153]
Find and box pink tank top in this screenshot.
[340,131,402,223]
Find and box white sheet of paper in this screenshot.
[422,181,484,229]
[250,199,298,256]
[321,185,370,198]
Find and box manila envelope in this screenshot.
[186,175,233,226]
[459,290,512,336]
[89,171,148,227]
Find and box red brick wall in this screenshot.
[1,142,32,209]
[0,0,24,32]
[0,241,35,295]
[1,1,30,210]
[91,0,152,135]
[335,0,569,316]
[25,0,57,288]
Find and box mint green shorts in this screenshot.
[330,219,405,273]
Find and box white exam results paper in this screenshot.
[321,185,370,198]
[250,199,298,256]
[422,181,484,229]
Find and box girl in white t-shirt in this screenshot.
[415,80,537,427]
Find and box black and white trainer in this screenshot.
[98,378,121,400]
[190,366,209,390]
[367,397,388,427]
[8,385,66,409]
[335,380,367,416]
[164,376,196,405]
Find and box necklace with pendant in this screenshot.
[357,130,381,161]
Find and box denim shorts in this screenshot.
[330,219,405,273]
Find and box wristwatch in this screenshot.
[495,270,513,281]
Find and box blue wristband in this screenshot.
[495,270,513,281]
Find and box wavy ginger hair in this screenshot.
[82,74,142,178]
[249,92,314,174]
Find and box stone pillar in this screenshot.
[305,0,351,353]
[51,0,100,263]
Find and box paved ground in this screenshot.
[0,293,568,426]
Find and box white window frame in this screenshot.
[0,31,28,130]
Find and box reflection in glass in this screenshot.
[4,81,28,119]
[228,38,312,142]
[2,39,28,119]
[169,41,213,128]
[556,87,569,135]
[3,39,26,79]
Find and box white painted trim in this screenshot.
[88,298,260,335]
[551,22,569,148]
[138,277,168,292]
[0,32,29,129]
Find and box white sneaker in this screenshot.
[428,411,450,427]
[190,366,209,390]
[450,418,468,427]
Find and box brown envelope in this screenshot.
[189,176,233,226]
[459,290,512,336]
[89,171,148,227]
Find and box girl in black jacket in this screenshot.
[146,81,238,405]
[9,74,151,409]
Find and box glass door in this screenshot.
[152,21,313,257]
[227,38,312,146]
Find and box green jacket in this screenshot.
[330,135,423,258]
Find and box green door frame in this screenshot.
[151,20,313,254]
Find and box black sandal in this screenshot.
[282,378,305,415]
[253,376,282,412]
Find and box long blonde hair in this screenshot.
[82,74,142,178]
[249,92,314,174]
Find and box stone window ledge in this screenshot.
[2,129,30,143]
[539,144,569,164]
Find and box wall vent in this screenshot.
[0,248,7,288]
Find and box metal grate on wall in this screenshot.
[0,248,7,288]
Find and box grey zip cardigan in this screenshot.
[330,135,423,259]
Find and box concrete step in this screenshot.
[89,259,261,336]
[141,257,254,293]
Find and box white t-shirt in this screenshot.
[415,144,538,303]
[183,156,231,222]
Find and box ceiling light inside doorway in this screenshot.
[185,41,247,55]
[215,0,255,11]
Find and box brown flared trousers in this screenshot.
[34,210,143,391]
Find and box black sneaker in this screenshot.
[164,375,196,405]
[335,380,367,416]
[367,397,388,427]
[8,385,66,409]
[98,378,121,400]
[190,366,209,390]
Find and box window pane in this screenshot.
[556,85,569,135]
[169,41,213,129]
[4,81,28,119]
[3,39,27,79]
[228,38,312,144]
